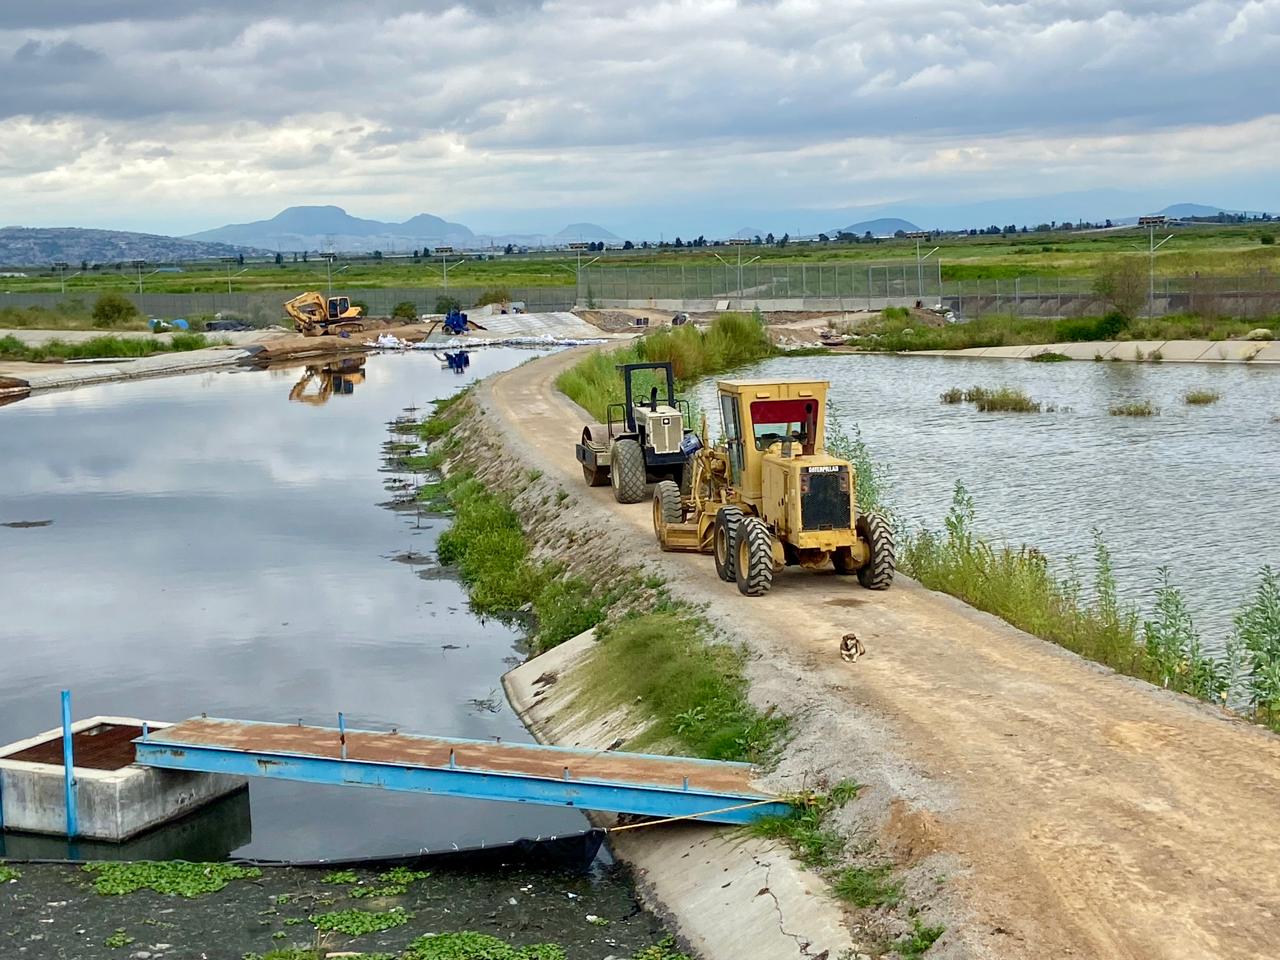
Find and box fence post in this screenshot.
[867,267,873,310]
[958,280,964,317]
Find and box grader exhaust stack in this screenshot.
[652,378,894,597]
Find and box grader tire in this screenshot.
[652,480,681,549]
[856,513,896,590]
[713,506,744,582]
[735,516,775,597]
[610,439,647,504]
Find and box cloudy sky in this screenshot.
[2,0,1278,237]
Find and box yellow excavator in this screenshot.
[288,358,366,405]
[284,292,366,337]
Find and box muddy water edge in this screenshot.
[0,349,686,960]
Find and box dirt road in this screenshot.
[481,347,1280,960]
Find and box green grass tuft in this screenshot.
[577,611,786,762]
[0,865,21,883]
[0,332,216,362]
[1028,350,1071,362]
[973,386,1040,412]
[1183,389,1221,405]
[1109,399,1159,416]
[831,865,902,908]
[898,918,946,958]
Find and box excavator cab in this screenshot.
[327,297,351,320]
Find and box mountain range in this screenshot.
[0,226,258,267]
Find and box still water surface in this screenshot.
[696,354,1279,651]
[0,348,587,860]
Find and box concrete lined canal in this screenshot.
[0,348,587,861]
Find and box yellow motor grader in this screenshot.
[652,378,894,596]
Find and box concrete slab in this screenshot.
[476,311,608,340]
[0,716,247,841]
[504,632,854,960]
[907,338,1280,365]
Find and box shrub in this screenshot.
[391,301,418,321]
[435,295,462,314]
[474,288,511,307]
[91,292,138,328]
[1092,258,1147,318]
[1029,351,1071,362]
[1233,567,1280,729]
[1142,568,1229,701]
[1262,234,1275,245]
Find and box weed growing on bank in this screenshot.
[416,390,787,765]
[556,311,772,421]
[0,865,20,882]
[901,483,1280,728]
[1028,350,1072,362]
[0,332,218,362]
[578,611,787,763]
[747,781,859,867]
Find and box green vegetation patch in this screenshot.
[82,861,261,897]
[103,929,135,948]
[747,780,859,868]
[310,907,411,936]
[832,865,903,908]
[320,869,360,885]
[556,311,772,421]
[0,332,217,363]
[0,865,21,883]
[898,918,946,959]
[972,386,1040,413]
[402,932,564,960]
[1183,389,1222,405]
[1109,399,1159,417]
[577,610,786,763]
[1028,350,1071,362]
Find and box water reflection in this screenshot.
[0,348,585,860]
[285,356,368,406]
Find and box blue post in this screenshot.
[338,712,346,761]
[60,690,78,840]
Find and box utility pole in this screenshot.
[723,237,753,305]
[53,261,68,295]
[130,260,146,295]
[319,253,337,296]
[1137,215,1173,317]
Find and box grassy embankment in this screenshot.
[853,307,1279,353]
[414,384,784,764]
[888,480,1280,732]
[0,332,219,362]
[555,310,773,421]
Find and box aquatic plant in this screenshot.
[402,933,564,960]
[82,861,261,897]
[1183,389,1222,405]
[320,869,359,885]
[103,929,135,948]
[1109,400,1159,416]
[939,387,965,404]
[972,386,1041,413]
[309,907,411,936]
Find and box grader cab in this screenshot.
[652,378,894,596]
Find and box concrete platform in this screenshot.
[911,338,1280,364]
[0,716,247,842]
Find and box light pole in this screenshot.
[434,247,455,290]
[219,256,237,294]
[53,261,68,295]
[130,260,147,294]
[320,253,337,296]
[567,242,601,305]
[1137,215,1173,317]
[717,238,755,306]
[905,232,940,301]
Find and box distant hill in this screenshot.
[187,205,476,253]
[0,226,256,266]
[835,217,921,237]
[554,222,619,241]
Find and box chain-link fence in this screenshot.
[4,269,1279,321]
[0,285,577,323]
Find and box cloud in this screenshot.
[1,0,1277,234]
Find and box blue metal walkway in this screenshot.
[133,717,790,826]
